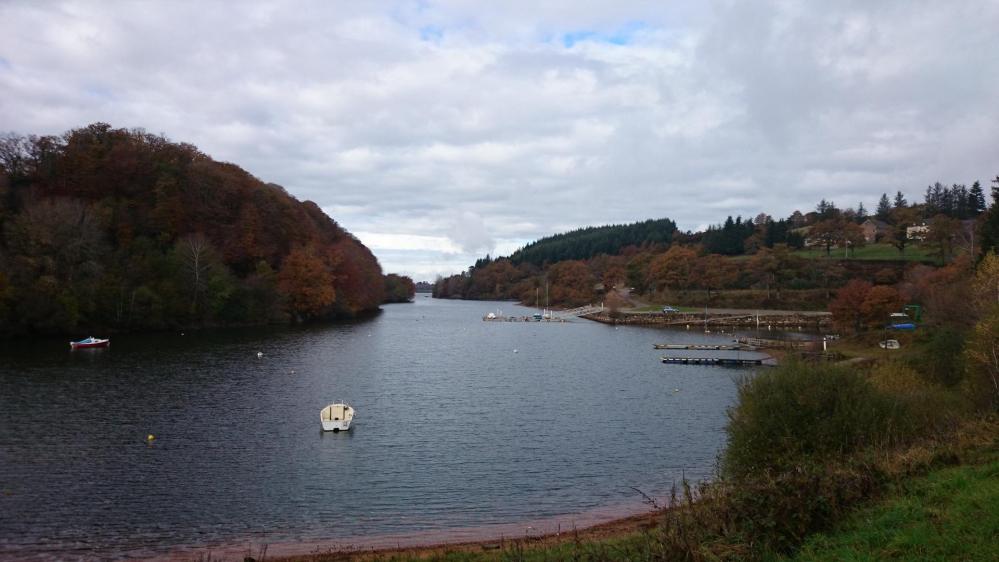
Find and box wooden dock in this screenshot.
[736,336,815,350]
[660,355,765,366]
[654,343,757,351]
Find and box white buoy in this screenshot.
[673,388,680,393]
[256,351,263,358]
[513,349,519,353]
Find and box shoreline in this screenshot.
[154,501,662,561]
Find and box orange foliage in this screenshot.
[829,279,873,333]
[277,246,336,319]
[647,245,698,292]
[547,260,595,306]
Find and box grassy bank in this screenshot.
[779,443,999,562]
[792,243,935,262]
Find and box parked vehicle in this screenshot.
[662,306,679,314]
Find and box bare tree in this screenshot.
[177,233,214,315]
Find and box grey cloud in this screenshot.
[1,1,997,279]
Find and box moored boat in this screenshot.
[70,336,110,349]
[320,402,355,432]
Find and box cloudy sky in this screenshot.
[2,1,997,280]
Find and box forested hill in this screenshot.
[0,123,385,336]
[509,218,678,265]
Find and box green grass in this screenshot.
[793,243,935,262]
[777,447,999,562]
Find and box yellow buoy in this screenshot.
[146,434,155,442]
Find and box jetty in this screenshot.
[482,304,604,322]
[736,336,816,350]
[660,356,765,366]
[653,343,757,351]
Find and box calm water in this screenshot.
[0,298,755,560]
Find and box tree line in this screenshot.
[0,123,411,336]
[435,176,999,308]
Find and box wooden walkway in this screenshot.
[736,336,815,350]
[660,356,765,366]
[654,343,758,351]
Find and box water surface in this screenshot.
[0,298,752,559]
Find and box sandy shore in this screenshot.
[159,501,662,561]
[268,509,661,561]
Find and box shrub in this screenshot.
[722,362,908,478]
[912,327,968,387]
[964,309,999,411]
[868,361,965,432]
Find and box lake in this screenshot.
[0,297,756,560]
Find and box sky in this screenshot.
[2,1,998,281]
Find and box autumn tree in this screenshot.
[646,245,698,294]
[885,206,920,256]
[904,257,976,328]
[860,285,904,329]
[965,309,999,411]
[277,245,336,320]
[547,260,595,306]
[748,244,801,300]
[691,254,738,302]
[973,252,999,309]
[384,274,415,303]
[926,214,961,264]
[810,218,863,256]
[829,279,873,333]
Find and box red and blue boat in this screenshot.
[70,336,110,349]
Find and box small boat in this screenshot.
[70,336,110,349]
[320,402,355,432]
[879,339,901,349]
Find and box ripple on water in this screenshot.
[0,299,743,559]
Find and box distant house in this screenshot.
[907,223,929,241]
[861,218,890,243]
[791,226,822,247]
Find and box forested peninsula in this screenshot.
[0,123,410,337]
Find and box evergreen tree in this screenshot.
[856,202,867,220]
[981,176,999,256]
[876,193,891,219]
[953,184,969,219]
[815,199,840,222]
[894,190,907,208]
[969,181,987,215]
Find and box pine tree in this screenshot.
[876,193,891,218]
[894,191,907,208]
[969,181,987,215]
[954,184,969,219]
[856,202,867,220]
[980,176,999,256]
